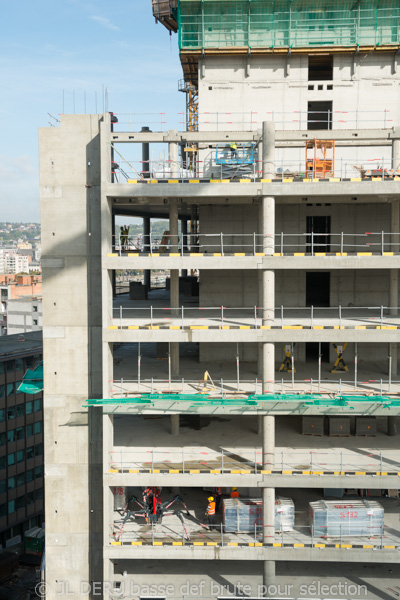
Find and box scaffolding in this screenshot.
[306,139,335,178]
[178,0,400,50]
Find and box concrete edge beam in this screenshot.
[104,474,400,489]
[104,256,400,271]
[103,328,400,343]
[104,545,399,563]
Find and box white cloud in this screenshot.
[90,15,120,31]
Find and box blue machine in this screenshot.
[215,143,256,165]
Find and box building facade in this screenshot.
[0,331,44,550]
[39,1,400,598]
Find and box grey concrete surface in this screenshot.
[107,559,400,600]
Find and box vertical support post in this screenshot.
[143,216,151,291]
[318,342,321,392]
[138,342,141,391]
[182,219,188,277]
[261,123,276,588]
[236,343,240,391]
[169,197,180,377]
[354,342,358,390]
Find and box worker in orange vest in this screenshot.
[206,496,216,528]
[230,487,239,498]
[215,486,223,512]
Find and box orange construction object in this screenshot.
[306,139,335,179]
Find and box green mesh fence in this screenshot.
[178,0,400,49]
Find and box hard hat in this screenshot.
[232,487,237,491]
[208,496,214,502]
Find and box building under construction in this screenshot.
[39,1,400,598]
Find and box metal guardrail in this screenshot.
[112,305,400,329]
[111,109,394,132]
[110,522,397,550]
[111,155,399,181]
[108,449,400,475]
[108,378,400,398]
[112,231,400,256]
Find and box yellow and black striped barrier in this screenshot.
[108,467,400,476]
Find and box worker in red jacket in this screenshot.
[230,487,239,498]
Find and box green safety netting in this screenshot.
[85,393,400,408]
[178,0,400,50]
[18,363,44,395]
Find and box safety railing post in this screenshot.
[281,450,284,472]
[339,305,342,328]
[310,451,313,472]
[221,306,224,327]
[340,451,343,473]
[253,232,256,256]
[221,232,224,255]
[181,233,184,257]
[149,231,152,256]
[150,306,153,328]
[281,231,284,256]
[181,305,184,329]
[221,449,224,473]
[380,305,383,327]
[119,305,122,329]
[311,305,313,328]
[381,231,384,255]
[311,231,314,256]
[340,232,344,255]
[118,234,121,257]
[254,306,257,329]
[281,305,284,328]
[380,452,383,475]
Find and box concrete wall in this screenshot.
[39,114,103,599]
[197,54,397,175]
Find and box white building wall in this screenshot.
[197,53,399,176]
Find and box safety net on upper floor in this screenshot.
[178,0,400,50]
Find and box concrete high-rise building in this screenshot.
[40,2,400,598]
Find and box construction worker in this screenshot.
[206,495,216,528]
[230,487,239,498]
[215,486,223,512]
[230,141,238,158]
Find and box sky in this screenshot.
[0,0,183,222]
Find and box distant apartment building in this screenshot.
[0,250,29,275]
[0,276,42,336]
[7,297,43,335]
[0,331,44,550]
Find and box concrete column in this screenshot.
[171,414,180,436]
[169,199,179,376]
[390,200,399,316]
[261,121,276,588]
[182,219,188,277]
[392,137,400,171]
[391,342,398,377]
[168,129,179,178]
[143,217,151,291]
[263,558,276,589]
